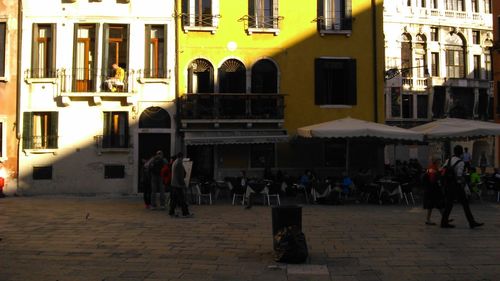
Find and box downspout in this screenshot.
[174,0,182,153]
[15,0,23,192]
[371,0,379,123]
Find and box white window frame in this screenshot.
[247,0,280,36]
[0,18,9,81]
[319,0,352,35]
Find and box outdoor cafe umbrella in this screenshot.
[297,117,424,173]
[409,118,500,140]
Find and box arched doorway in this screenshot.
[138,106,171,192]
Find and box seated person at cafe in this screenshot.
[106,63,125,92]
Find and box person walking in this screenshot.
[169,152,193,218]
[441,145,484,229]
[141,158,153,209]
[422,158,444,225]
[149,150,167,210]
[462,147,472,171]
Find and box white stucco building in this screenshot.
[383,0,494,165]
[18,0,176,195]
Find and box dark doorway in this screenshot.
[138,133,170,192]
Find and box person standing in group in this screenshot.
[169,152,193,218]
[462,147,472,171]
[441,145,484,229]
[479,151,488,174]
[149,150,167,210]
[422,158,444,225]
[160,156,174,209]
[141,158,153,209]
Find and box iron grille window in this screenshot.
[0,22,5,77]
[314,58,356,106]
[104,165,125,179]
[317,0,352,31]
[23,112,58,149]
[31,24,57,78]
[145,25,168,78]
[103,111,129,148]
[182,0,214,27]
[33,166,53,180]
[248,0,279,29]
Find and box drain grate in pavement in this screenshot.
[287,264,329,275]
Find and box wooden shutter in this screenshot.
[347,59,357,105]
[344,0,352,30]
[31,23,39,77]
[162,24,168,78]
[50,24,57,76]
[0,23,5,77]
[23,112,33,149]
[314,58,326,105]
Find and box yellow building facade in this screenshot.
[176,0,384,180]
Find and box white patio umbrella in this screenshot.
[297,117,424,173]
[409,118,500,140]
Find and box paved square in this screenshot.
[0,196,499,281]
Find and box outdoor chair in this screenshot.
[194,182,212,205]
[228,178,246,205]
[266,182,281,206]
[400,182,415,206]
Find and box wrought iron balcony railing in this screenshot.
[94,134,130,149]
[316,13,353,31]
[182,13,217,27]
[247,14,282,29]
[58,68,132,93]
[23,135,58,150]
[26,68,58,79]
[179,93,285,120]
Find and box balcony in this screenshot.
[388,7,492,27]
[178,93,285,129]
[243,14,283,35]
[22,135,58,155]
[94,134,131,154]
[182,13,220,33]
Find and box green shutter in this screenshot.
[23,112,33,149]
[102,23,109,78]
[50,24,57,76]
[49,112,58,148]
[31,24,39,77]
[144,25,151,77]
[163,24,168,78]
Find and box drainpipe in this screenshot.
[15,0,24,192]
[174,0,182,154]
[371,0,379,123]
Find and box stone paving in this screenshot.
[0,196,499,281]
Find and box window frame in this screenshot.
[314,57,357,107]
[445,47,465,78]
[144,24,168,79]
[22,112,59,151]
[31,23,57,79]
[0,117,6,161]
[0,21,6,79]
[102,111,129,149]
[317,0,353,35]
[102,24,129,82]
[32,166,53,180]
[73,23,99,92]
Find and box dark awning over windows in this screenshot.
[184,130,288,145]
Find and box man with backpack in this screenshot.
[440,145,484,229]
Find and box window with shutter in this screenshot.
[103,112,129,148]
[314,58,357,106]
[317,0,352,33]
[145,25,168,78]
[23,112,58,150]
[182,0,219,32]
[31,24,57,78]
[0,22,5,77]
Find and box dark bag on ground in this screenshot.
[273,225,308,263]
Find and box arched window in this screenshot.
[218,59,246,93]
[139,107,171,128]
[251,59,278,93]
[445,32,465,78]
[401,33,412,77]
[188,59,214,93]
